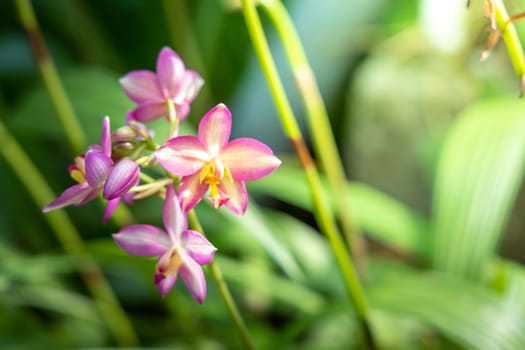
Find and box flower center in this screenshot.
[69,155,86,184]
[198,158,233,208]
[158,248,183,276]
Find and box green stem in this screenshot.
[258,0,366,264]
[239,1,376,348]
[0,120,139,346]
[140,173,255,349]
[161,0,214,119]
[15,0,136,228]
[14,0,86,154]
[491,0,525,90]
[166,99,180,139]
[187,210,255,350]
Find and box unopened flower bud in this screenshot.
[129,120,153,140]
[112,126,137,142]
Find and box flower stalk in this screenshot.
[257,0,366,263]
[187,210,255,350]
[15,0,136,228]
[145,99,256,349]
[486,0,525,93]
[0,120,139,347]
[239,0,376,348]
[14,0,86,154]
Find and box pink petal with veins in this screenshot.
[181,230,216,265]
[198,104,232,151]
[174,70,203,104]
[218,179,248,215]
[103,160,139,200]
[174,102,190,121]
[131,100,167,122]
[155,272,177,298]
[178,172,209,212]
[113,224,170,256]
[156,136,209,176]
[84,151,112,188]
[179,252,207,304]
[103,198,120,224]
[100,117,112,157]
[221,138,281,180]
[156,47,185,98]
[120,70,162,103]
[42,183,99,212]
[162,184,186,243]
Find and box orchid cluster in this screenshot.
[43,47,281,303]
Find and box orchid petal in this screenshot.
[130,100,167,122]
[156,249,173,275]
[179,172,209,212]
[179,252,207,304]
[198,104,232,152]
[103,198,120,224]
[43,183,99,212]
[119,70,162,103]
[163,184,186,243]
[101,117,112,157]
[221,138,281,180]
[113,224,170,256]
[173,70,203,104]
[156,47,185,98]
[155,272,177,298]
[122,191,135,205]
[181,230,216,265]
[103,160,139,200]
[84,151,112,188]
[218,179,248,215]
[155,136,209,176]
[175,102,190,121]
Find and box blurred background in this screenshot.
[1,0,525,349]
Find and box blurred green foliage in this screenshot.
[2,0,525,349]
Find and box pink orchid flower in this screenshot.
[43,117,139,222]
[155,104,281,215]
[113,184,216,303]
[120,47,203,123]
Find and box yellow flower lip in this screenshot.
[198,159,234,208]
[69,155,87,184]
[70,169,86,184]
[159,248,183,276]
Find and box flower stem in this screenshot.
[491,0,525,92]
[14,0,86,154]
[187,210,256,350]
[139,174,255,349]
[166,99,180,139]
[239,1,376,348]
[258,0,367,265]
[0,120,139,347]
[160,0,214,119]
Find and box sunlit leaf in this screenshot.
[249,164,430,257]
[261,209,344,296]
[432,97,525,279]
[369,271,525,350]
[217,255,325,315]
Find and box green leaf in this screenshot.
[369,271,525,350]
[5,284,100,322]
[261,209,344,296]
[432,97,525,279]
[216,255,325,315]
[8,66,132,142]
[203,201,306,281]
[489,259,525,311]
[249,164,430,257]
